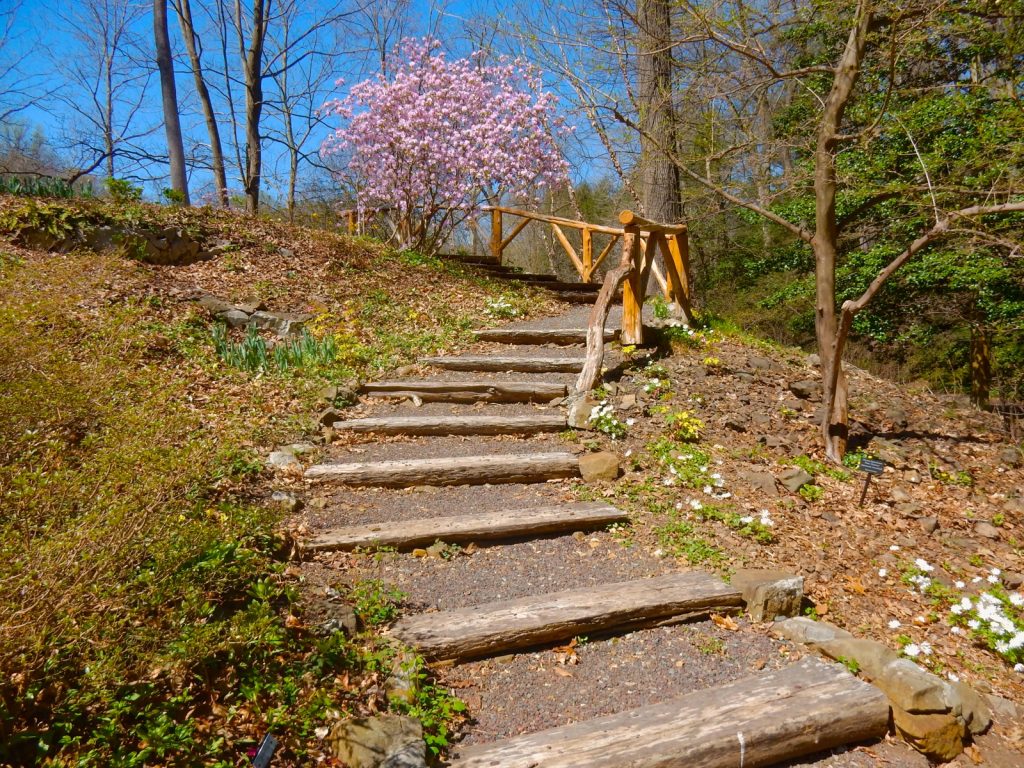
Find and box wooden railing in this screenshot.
[485,205,623,284]
[575,210,693,394]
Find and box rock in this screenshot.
[319,407,343,428]
[815,637,899,680]
[267,450,301,470]
[579,451,621,482]
[974,521,1001,540]
[618,393,637,410]
[985,693,1021,724]
[751,413,771,427]
[249,310,313,338]
[385,650,420,705]
[885,407,909,430]
[735,372,754,384]
[217,308,251,327]
[270,490,302,513]
[999,446,1022,467]
[394,365,417,377]
[788,380,821,400]
[946,681,992,735]
[327,714,426,768]
[1002,571,1024,590]
[321,602,359,637]
[904,470,922,484]
[874,658,950,714]
[891,706,965,762]
[724,416,747,433]
[1004,497,1024,514]
[806,353,821,367]
[919,516,939,535]
[890,487,912,504]
[235,298,267,314]
[772,617,853,646]
[895,502,923,517]
[738,470,779,497]
[731,569,803,621]
[318,384,340,403]
[567,395,599,430]
[748,355,781,372]
[198,294,235,314]
[778,467,813,493]
[283,442,317,456]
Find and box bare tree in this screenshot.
[172,0,230,206]
[51,0,155,182]
[155,0,190,203]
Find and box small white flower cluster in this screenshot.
[951,590,1024,658]
[643,377,662,393]
[483,297,520,318]
[740,510,774,527]
[589,400,627,439]
[907,558,935,594]
[903,641,933,658]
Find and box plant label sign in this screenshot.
[858,458,885,506]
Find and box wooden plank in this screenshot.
[451,658,889,768]
[304,451,580,487]
[360,380,566,404]
[332,413,566,436]
[474,328,617,345]
[303,502,627,553]
[619,230,645,345]
[390,571,742,662]
[551,223,585,277]
[420,356,585,373]
[484,205,624,236]
[590,233,620,274]
[508,278,600,292]
[576,241,634,393]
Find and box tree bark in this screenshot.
[154,0,189,204]
[237,0,268,214]
[814,0,873,463]
[637,0,682,295]
[173,0,228,207]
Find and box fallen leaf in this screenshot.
[553,667,573,677]
[711,614,739,631]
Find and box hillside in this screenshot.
[1,195,1023,766]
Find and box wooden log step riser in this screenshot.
[360,381,567,404]
[304,452,580,488]
[303,503,627,553]
[332,414,566,436]
[474,328,617,346]
[390,571,742,663]
[451,658,889,768]
[421,356,585,373]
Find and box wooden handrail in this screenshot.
[484,205,624,236]
[618,210,688,235]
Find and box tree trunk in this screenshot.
[174,0,228,207]
[970,322,992,409]
[815,0,873,463]
[154,0,190,204]
[637,0,682,293]
[238,0,268,214]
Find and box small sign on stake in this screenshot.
[252,734,278,768]
[858,457,885,506]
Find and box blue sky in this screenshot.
[3,0,591,203]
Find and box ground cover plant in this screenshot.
[0,194,552,765]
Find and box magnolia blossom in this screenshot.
[322,38,571,252]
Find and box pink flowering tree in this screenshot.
[322,38,570,254]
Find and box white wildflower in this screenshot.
[888,619,902,629]
[915,558,934,572]
[878,568,888,578]
[890,545,901,551]
[954,580,966,589]
[903,643,921,658]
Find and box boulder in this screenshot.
[267,450,301,471]
[738,469,779,497]
[873,658,949,714]
[579,451,621,482]
[217,309,250,328]
[566,395,599,430]
[249,310,313,338]
[891,706,964,762]
[998,447,1022,467]
[270,490,302,513]
[731,569,803,622]
[327,714,426,768]
[772,617,853,646]
[788,380,821,400]
[319,407,343,428]
[198,294,236,315]
[974,521,1001,540]
[919,516,939,535]
[814,637,899,680]
[946,680,992,735]
[778,467,813,493]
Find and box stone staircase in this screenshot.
[299,296,892,766]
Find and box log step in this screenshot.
[305,451,580,488]
[331,413,567,436]
[390,571,742,662]
[360,380,567,404]
[440,253,499,266]
[475,328,617,345]
[421,355,585,373]
[506,278,601,292]
[451,657,889,768]
[303,502,626,553]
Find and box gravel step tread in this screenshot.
[450,657,889,768]
[474,328,617,345]
[389,570,742,662]
[331,413,567,436]
[360,379,567,403]
[303,502,626,553]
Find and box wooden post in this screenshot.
[346,210,356,236]
[491,208,503,264]
[620,228,644,345]
[582,227,593,283]
[666,230,691,306]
